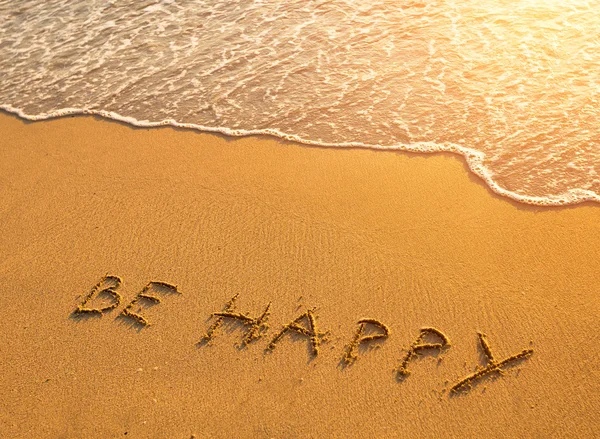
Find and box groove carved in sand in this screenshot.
[451,332,534,393]
[73,276,536,396]
[75,274,123,315]
[396,327,451,379]
[266,308,327,357]
[199,293,272,347]
[343,318,390,365]
[119,281,181,326]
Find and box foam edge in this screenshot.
[2,104,599,207]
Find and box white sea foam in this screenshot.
[1,0,599,206]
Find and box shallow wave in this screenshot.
[3,104,598,207]
[1,0,599,206]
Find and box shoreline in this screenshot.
[0,112,599,438]
[2,106,598,208]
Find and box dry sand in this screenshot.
[0,111,598,438]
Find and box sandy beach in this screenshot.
[0,111,598,438]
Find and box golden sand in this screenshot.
[0,112,598,438]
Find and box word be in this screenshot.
[74,275,181,326]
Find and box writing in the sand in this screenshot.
[74,275,534,394]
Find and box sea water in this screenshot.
[1,0,599,205]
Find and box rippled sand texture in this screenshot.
[0,113,599,438]
[1,0,599,204]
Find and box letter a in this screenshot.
[75,275,122,315]
[266,309,326,357]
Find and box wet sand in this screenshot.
[0,112,598,438]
